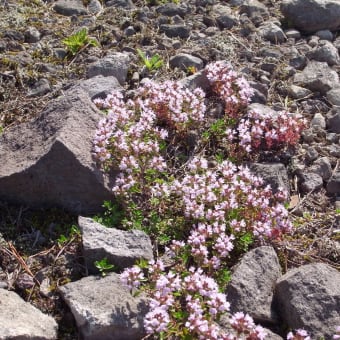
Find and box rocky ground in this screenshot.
[0,0,339,339]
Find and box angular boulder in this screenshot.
[58,273,148,340]
[226,246,282,323]
[79,216,153,273]
[280,0,340,33]
[0,87,113,214]
[0,288,58,339]
[274,263,340,339]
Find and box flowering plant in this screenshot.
[93,61,307,339]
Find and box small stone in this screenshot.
[315,29,333,41]
[53,0,87,16]
[300,172,323,192]
[327,169,340,194]
[284,29,301,39]
[293,61,339,95]
[24,26,41,43]
[327,87,340,106]
[311,112,326,129]
[326,107,340,133]
[306,40,340,66]
[79,216,153,273]
[28,78,51,97]
[310,157,332,181]
[86,52,130,85]
[305,147,319,163]
[124,26,135,36]
[87,0,102,14]
[159,24,190,39]
[259,22,286,44]
[169,53,204,71]
[288,84,312,99]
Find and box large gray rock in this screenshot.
[58,273,148,340]
[0,288,58,339]
[274,263,340,339]
[280,0,340,33]
[226,246,282,323]
[293,61,339,95]
[79,217,153,273]
[86,53,130,85]
[0,87,113,214]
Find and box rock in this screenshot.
[310,157,332,181]
[326,107,340,133]
[105,0,135,8]
[27,78,51,97]
[169,53,204,71]
[306,40,340,66]
[259,22,286,44]
[289,54,307,70]
[327,88,340,106]
[300,172,323,192]
[59,273,148,340]
[4,29,25,41]
[79,216,153,273]
[293,61,339,95]
[210,4,238,29]
[249,163,290,195]
[226,246,282,323]
[87,0,102,14]
[77,75,122,100]
[24,26,41,43]
[156,3,188,17]
[327,168,340,194]
[86,53,130,85]
[240,0,269,21]
[284,28,301,40]
[288,84,312,99]
[305,146,319,163]
[315,29,333,41]
[280,0,340,34]
[274,263,340,339]
[53,0,88,16]
[0,288,58,339]
[311,112,326,129]
[0,87,113,214]
[178,70,211,92]
[159,24,190,39]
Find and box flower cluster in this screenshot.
[287,329,311,340]
[233,109,307,153]
[205,61,254,118]
[334,326,340,340]
[138,80,206,133]
[165,157,292,240]
[121,260,266,340]
[93,80,207,195]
